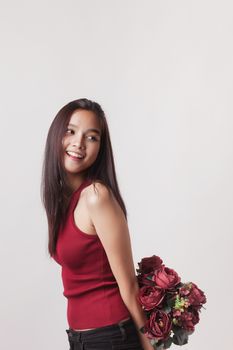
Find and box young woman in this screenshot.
[41,98,154,350]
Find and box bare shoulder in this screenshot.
[84,181,114,207]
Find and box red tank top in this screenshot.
[52,179,130,329]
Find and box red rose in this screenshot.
[138,286,165,310]
[180,309,200,331]
[188,283,207,306]
[153,266,181,289]
[137,272,155,287]
[144,310,172,340]
[179,282,206,306]
[179,284,190,296]
[138,255,163,274]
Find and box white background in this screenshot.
[0,1,232,349]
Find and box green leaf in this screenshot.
[163,305,172,313]
[167,297,176,308]
[172,328,189,345]
[163,337,173,349]
[172,325,181,335]
[147,275,153,280]
[150,338,159,346]
[155,343,165,350]
[139,326,145,334]
[176,282,184,288]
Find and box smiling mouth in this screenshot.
[65,151,85,160]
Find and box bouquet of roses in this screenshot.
[136,255,207,349]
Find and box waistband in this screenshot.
[66,317,133,341]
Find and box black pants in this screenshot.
[66,317,144,350]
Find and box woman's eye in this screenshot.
[87,135,98,141]
[65,128,74,134]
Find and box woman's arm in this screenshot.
[86,183,155,350]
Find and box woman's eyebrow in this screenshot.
[68,123,101,135]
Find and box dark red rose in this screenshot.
[179,309,200,331]
[179,282,206,306]
[153,266,181,289]
[192,308,200,325]
[138,286,165,310]
[138,255,163,274]
[137,272,155,287]
[144,310,172,340]
[179,284,191,296]
[192,304,203,312]
[188,283,207,306]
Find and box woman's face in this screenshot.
[62,109,101,183]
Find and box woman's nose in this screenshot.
[71,135,85,148]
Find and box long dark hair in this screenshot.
[41,98,128,257]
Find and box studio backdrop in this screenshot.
[0,1,232,349]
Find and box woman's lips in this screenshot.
[66,152,83,161]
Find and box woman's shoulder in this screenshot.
[84,180,114,206]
